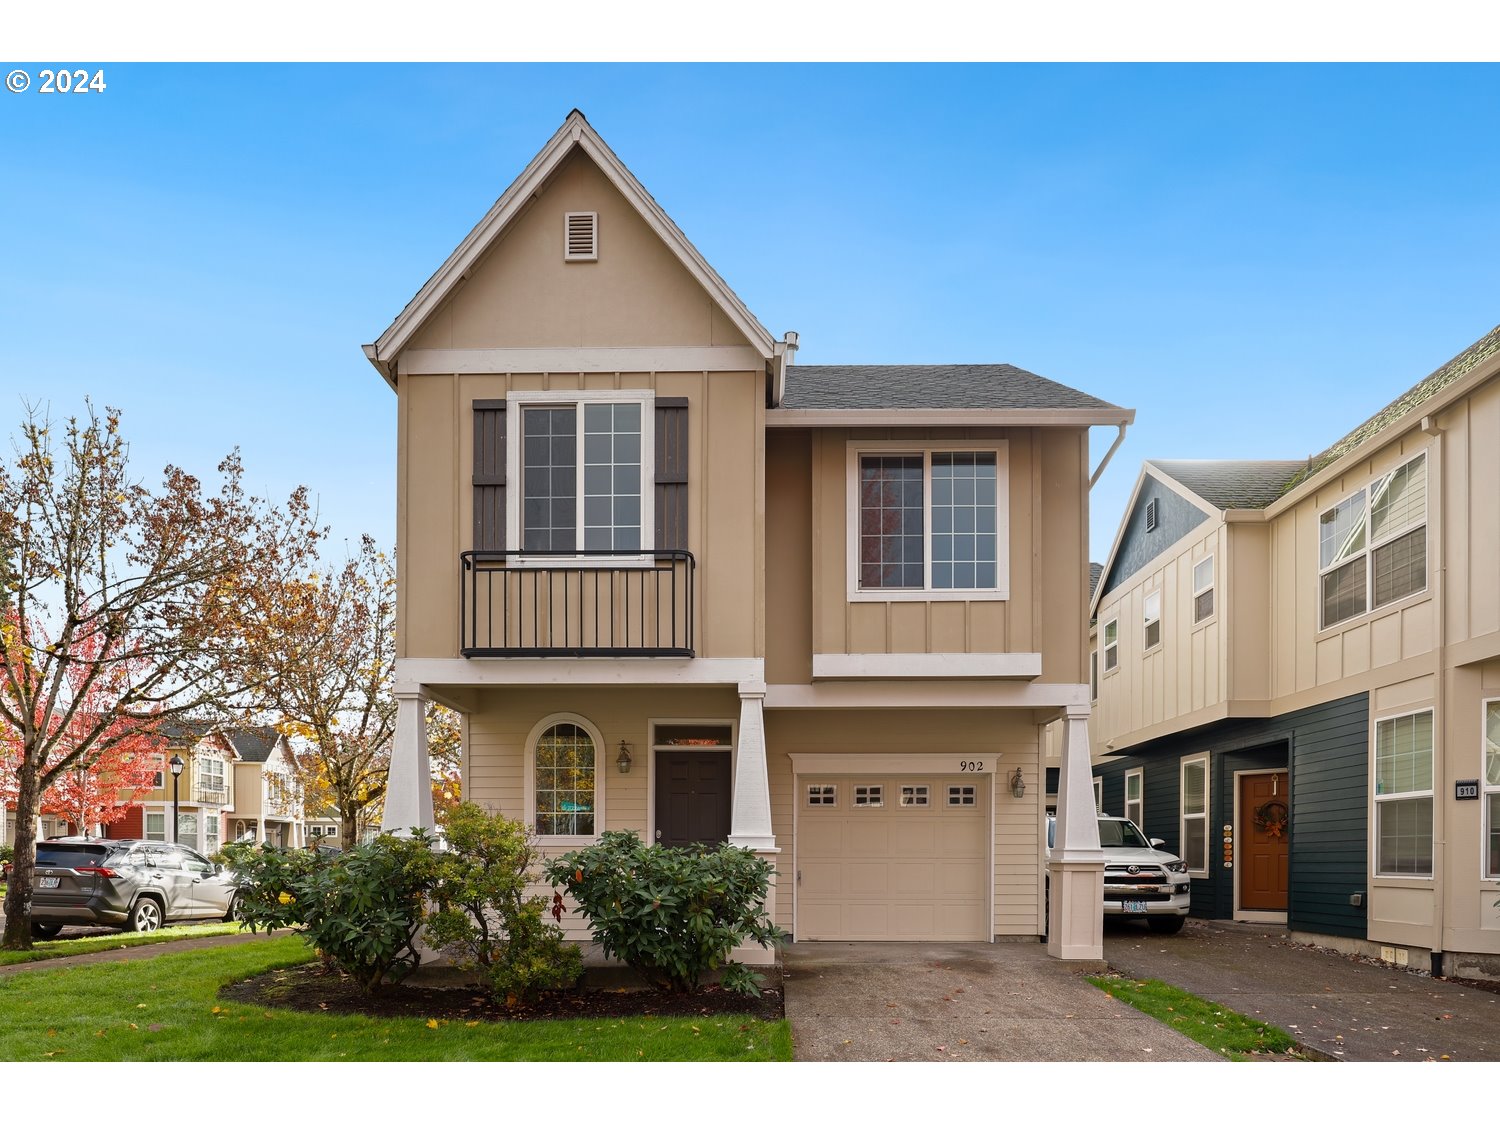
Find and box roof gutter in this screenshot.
[363,344,396,391]
[1089,421,1131,490]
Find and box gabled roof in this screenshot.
[224,727,282,764]
[364,110,777,388]
[1278,323,1500,495]
[1147,460,1306,511]
[778,364,1125,412]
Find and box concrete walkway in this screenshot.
[783,940,1219,1061]
[1103,919,1500,1062]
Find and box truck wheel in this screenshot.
[128,897,163,933]
[1147,915,1185,935]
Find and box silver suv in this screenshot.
[25,839,244,938]
[1046,814,1192,934]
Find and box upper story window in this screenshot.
[1319,452,1427,629]
[1192,556,1215,623]
[847,441,1009,601]
[195,755,225,792]
[1143,589,1162,651]
[1102,619,1119,672]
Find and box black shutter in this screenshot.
[473,399,506,551]
[655,397,688,550]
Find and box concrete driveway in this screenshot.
[783,940,1220,1061]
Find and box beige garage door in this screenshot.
[797,775,990,941]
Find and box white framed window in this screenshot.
[204,815,220,855]
[1375,710,1433,877]
[505,391,655,558]
[1180,755,1209,875]
[145,811,166,842]
[196,755,226,793]
[807,784,837,807]
[1193,555,1215,624]
[900,785,929,807]
[524,713,604,844]
[846,440,1010,601]
[1484,700,1500,880]
[1102,619,1119,672]
[1143,589,1162,651]
[1124,768,1144,831]
[853,785,884,808]
[947,785,977,807]
[1319,451,1427,629]
[324,825,338,839]
[177,812,198,847]
[1092,776,1103,813]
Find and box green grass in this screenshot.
[1090,975,1302,1060]
[0,922,247,966]
[0,936,793,1061]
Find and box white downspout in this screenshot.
[1422,414,1447,975]
[1089,423,1130,490]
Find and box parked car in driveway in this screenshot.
[1046,814,1192,934]
[25,838,245,938]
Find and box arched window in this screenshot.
[530,717,600,839]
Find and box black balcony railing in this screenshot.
[460,550,695,657]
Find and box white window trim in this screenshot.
[504,390,656,566]
[1124,768,1144,832]
[1192,554,1216,626]
[1317,451,1428,632]
[144,810,167,843]
[1092,776,1103,813]
[1484,698,1500,882]
[523,711,607,847]
[1372,706,1435,881]
[1181,754,1210,877]
[844,439,1010,602]
[1102,618,1119,674]
[1142,588,1162,653]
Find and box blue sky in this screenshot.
[2,64,1498,562]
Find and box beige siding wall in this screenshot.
[1093,520,1229,749]
[764,709,1046,938]
[1437,376,1500,655]
[398,368,763,660]
[765,430,814,685]
[1446,659,1500,957]
[797,426,1087,678]
[232,764,262,819]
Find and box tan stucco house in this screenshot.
[1089,325,1500,979]
[368,111,1134,960]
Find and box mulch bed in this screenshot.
[219,961,785,1023]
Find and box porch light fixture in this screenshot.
[1009,767,1025,799]
[616,740,633,774]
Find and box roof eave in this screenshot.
[766,407,1136,428]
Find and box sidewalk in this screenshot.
[1102,919,1500,1062]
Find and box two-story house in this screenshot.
[225,728,306,849]
[107,724,237,855]
[1090,325,1500,980]
[368,111,1134,960]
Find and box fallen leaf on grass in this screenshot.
[465,1020,479,1028]
[426,1019,440,1030]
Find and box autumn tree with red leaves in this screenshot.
[0,404,319,950]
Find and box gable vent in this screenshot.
[1145,498,1159,532]
[564,211,598,261]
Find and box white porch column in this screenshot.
[728,682,776,851]
[381,689,435,836]
[1047,702,1105,960]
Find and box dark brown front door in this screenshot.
[1239,771,1289,911]
[655,751,732,847]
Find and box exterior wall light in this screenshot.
[1009,767,1026,799]
[616,740,633,774]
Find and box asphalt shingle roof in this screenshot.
[1088,561,1104,600]
[225,728,281,763]
[1148,460,1307,511]
[779,364,1123,412]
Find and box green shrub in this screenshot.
[545,831,784,995]
[229,835,439,993]
[424,803,581,1004]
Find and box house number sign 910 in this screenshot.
[957,760,988,772]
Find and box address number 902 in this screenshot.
[958,760,986,772]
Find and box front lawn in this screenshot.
[1090,974,1302,1060]
[0,922,247,966]
[0,936,793,1061]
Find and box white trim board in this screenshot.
[395,657,764,693]
[789,752,1003,775]
[765,680,1088,711]
[768,408,1135,428]
[397,346,765,376]
[812,653,1041,680]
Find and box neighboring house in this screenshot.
[225,728,306,850]
[1090,325,1500,979]
[305,812,378,849]
[367,111,1134,960]
[107,724,237,855]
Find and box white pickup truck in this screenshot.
[1047,814,1192,934]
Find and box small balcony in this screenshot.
[460,550,695,658]
[191,783,229,806]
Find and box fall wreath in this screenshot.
[1254,800,1289,838]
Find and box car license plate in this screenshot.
[1123,899,1148,914]
[39,876,60,889]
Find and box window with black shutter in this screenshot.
[473,400,507,551]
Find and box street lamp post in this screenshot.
[169,754,184,843]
